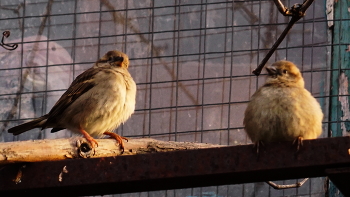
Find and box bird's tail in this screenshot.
[8,116,48,135]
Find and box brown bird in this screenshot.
[243,60,323,149]
[8,50,136,152]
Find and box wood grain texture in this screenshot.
[0,138,224,164]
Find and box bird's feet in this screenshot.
[293,136,303,152]
[103,131,128,153]
[79,128,99,148]
[253,140,264,154]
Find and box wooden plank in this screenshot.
[0,137,349,196]
[0,138,224,164]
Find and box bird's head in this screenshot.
[96,50,129,68]
[265,60,304,87]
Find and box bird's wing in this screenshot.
[44,67,103,127]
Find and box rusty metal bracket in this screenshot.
[0,136,349,196]
[1,31,18,50]
[326,167,350,197]
[252,0,315,76]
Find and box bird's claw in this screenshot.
[88,138,99,148]
[103,132,128,153]
[293,136,303,152]
[253,140,264,154]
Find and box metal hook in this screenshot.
[252,0,315,76]
[1,31,18,51]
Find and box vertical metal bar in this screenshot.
[97,1,102,57]
[220,2,228,141]
[148,0,155,139]
[199,1,207,195]
[70,0,78,140]
[227,1,233,147]
[123,0,128,53]
[43,0,51,139]
[195,1,204,143]
[173,0,180,186]
[200,0,208,144]
[175,0,180,142]
[121,0,128,139]
[15,0,27,142]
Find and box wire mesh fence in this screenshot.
[0,0,339,196]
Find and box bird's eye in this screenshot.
[108,56,123,63]
[283,70,288,74]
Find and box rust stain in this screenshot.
[13,165,26,184]
[58,166,68,182]
[338,72,350,136]
[346,45,350,52]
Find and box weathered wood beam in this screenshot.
[0,137,349,196]
[0,138,224,164]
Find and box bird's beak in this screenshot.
[266,66,277,76]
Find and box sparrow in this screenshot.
[8,50,136,152]
[243,60,323,150]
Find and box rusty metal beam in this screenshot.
[0,137,349,196]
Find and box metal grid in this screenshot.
[0,0,336,196]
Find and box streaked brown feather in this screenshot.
[42,67,103,129]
